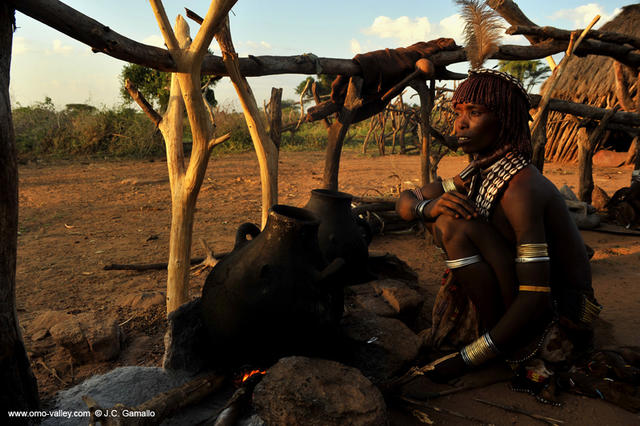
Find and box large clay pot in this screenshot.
[304,189,370,285]
[200,205,343,366]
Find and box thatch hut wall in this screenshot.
[542,4,640,163]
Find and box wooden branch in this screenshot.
[191,0,237,59]
[149,0,179,51]
[208,133,231,151]
[529,94,640,126]
[530,16,601,170]
[216,17,279,227]
[323,76,363,190]
[507,25,640,51]
[487,0,557,69]
[614,61,636,112]
[10,0,640,81]
[124,79,162,127]
[474,398,564,425]
[83,373,225,425]
[268,88,283,149]
[312,82,331,129]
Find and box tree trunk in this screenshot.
[323,76,362,190]
[0,4,40,417]
[166,193,195,313]
[216,18,278,227]
[412,79,434,186]
[577,128,594,203]
[531,107,549,171]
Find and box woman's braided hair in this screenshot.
[452,69,533,160]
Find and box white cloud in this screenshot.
[350,38,362,55]
[50,39,73,55]
[13,37,31,55]
[237,40,272,56]
[362,14,467,46]
[550,3,621,29]
[142,34,165,48]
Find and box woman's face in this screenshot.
[453,102,501,156]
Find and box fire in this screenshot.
[240,369,266,383]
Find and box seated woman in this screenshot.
[396,69,600,401]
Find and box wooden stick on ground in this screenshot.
[474,398,565,425]
[401,396,488,424]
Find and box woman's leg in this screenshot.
[429,215,517,330]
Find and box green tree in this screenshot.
[295,74,334,100]
[497,60,551,93]
[119,63,220,111]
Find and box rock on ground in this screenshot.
[253,356,388,426]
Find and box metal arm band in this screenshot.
[516,243,548,258]
[445,254,481,269]
[515,256,550,263]
[414,199,433,220]
[442,178,457,193]
[460,333,499,367]
[519,285,551,293]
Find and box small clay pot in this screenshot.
[304,189,371,285]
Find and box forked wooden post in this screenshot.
[322,76,363,190]
[216,17,279,228]
[412,79,435,186]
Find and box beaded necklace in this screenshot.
[469,151,530,219]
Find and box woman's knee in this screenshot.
[434,215,474,248]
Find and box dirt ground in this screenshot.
[16,150,640,424]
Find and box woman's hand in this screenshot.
[424,191,477,221]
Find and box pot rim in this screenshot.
[270,204,319,225]
[310,188,353,201]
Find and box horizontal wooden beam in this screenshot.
[530,94,640,127]
[13,0,640,79]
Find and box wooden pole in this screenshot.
[412,79,434,186]
[216,17,279,228]
[578,107,617,203]
[322,76,363,190]
[0,3,40,415]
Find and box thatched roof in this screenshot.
[542,4,640,162]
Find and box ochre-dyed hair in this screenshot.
[452,70,532,160]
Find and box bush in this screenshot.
[13,99,164,160]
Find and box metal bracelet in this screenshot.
[460,334,498,367]
[442,178,457,193]
[445,254,482,269]
[517,243,548,258]
[519,285,552,293]
[414,199,432,220]
[515,256,550,263]
[483,332,500,355]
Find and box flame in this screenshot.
[241,369,266,383]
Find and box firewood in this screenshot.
[83,372,225,426]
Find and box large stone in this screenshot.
[49,313,123,363]
[253,356,388,426]
[29,310,72,340]
[117,291,165,310]
[592,185,611,211]
[340,310,420,383]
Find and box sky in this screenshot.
[9,0,634,111]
